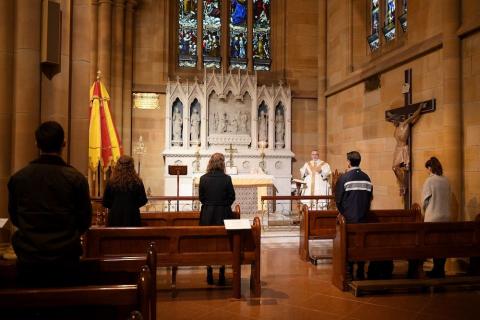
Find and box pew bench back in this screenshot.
[299,205,422,261]
[332,214,480,291]
[0,265,152,320]
[140,205,240,227]
[84,217,261,297]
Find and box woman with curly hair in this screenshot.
[199,153,235,284]
[103,155,148,226]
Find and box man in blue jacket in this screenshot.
[335,151,373,279]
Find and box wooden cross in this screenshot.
[385,68,436,209]
[225,144,238,167]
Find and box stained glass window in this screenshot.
[383,0,396,41]
[178,0,198,68]
[371,0,380,34]
[203,0,221,69]
[253,0,271,71]
[368,0,380,51]
[177,0,274,72]
[229,0,248,70]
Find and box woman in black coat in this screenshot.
[103,155,148,226]
[199,153,235,284]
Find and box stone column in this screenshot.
[40,0,72,150]
[247,0,253,72]
[98,0,112,89]
[317,0,327,160]
[122,0,137,155]
[111,0,125,134]
[442,0,462,220]
[90,0,99,84]
[70,0,95,175]
[0,0,14,241]
[12,0,42,172]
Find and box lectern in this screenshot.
[168,165,188,211]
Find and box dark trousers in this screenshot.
[431,258,446,274]
[347,261,365,280]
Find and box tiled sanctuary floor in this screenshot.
[155,235,480,320]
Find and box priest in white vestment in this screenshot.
[299,150,332,209]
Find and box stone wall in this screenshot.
[324,0,480,218]
[462,31,480,221]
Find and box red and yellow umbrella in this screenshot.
[88,72,122,174]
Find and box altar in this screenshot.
[162,71,294,211]
[193,174,275,214]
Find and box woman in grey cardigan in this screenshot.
[422,156,452,277]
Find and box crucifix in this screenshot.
[225,144,238,167]
[385,68,436,209]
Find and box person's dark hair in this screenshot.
[425,156,443,175]
[347,151,361,167]
[35,121,65,153]
[206,153,225,173]
[109,155,142,191]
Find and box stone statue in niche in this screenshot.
[229,112,239,133]
[258,109,267,143]
[172,106,183,145]
[218,112,227,133]
[190,107,200,143]
[275,108,285,148]
[239,111,249,133]
[212,112,218,133]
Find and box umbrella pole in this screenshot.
[97,165,101,197]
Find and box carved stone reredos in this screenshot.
[165,70,292,151]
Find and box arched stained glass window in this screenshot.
[229,0,248,70]
[367,0,407,52]
[367,0,380,51]
[253,0,271,71]
[203,0,221,69]
[371,0,380,34]
[383,0,396,41]
[176,0,273,71]
[178,0,198,68]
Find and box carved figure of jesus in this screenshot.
[390,105,422,195]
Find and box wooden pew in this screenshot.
[140,204,241,226]
[332,214,480,295]
[0,264,151,320]
[84,216,261,299]
[141,211,200,226]
[83,242,157,320]
[91,196,203,226]
[299,204,422,263]
[0,244,156,320]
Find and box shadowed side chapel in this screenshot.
[0,0,480,319]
